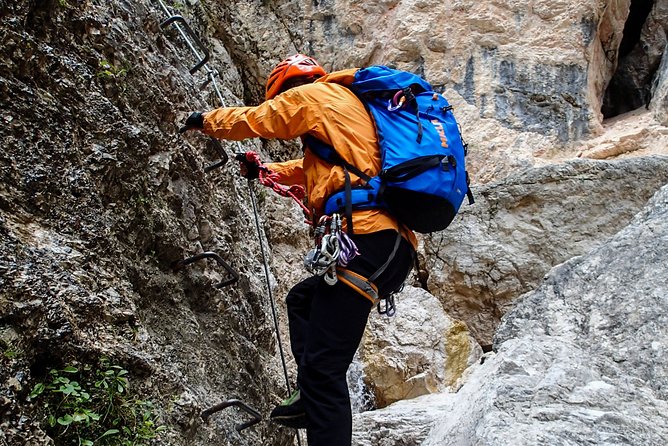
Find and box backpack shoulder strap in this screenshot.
[303,134,372,183]
[303,134,376,234]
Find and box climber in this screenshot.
[179,54,416,446]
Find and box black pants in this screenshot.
[286,230,414,446]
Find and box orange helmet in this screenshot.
[265,54,327,100]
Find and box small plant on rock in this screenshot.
[29,357,164,445]
[1,339,20,360]
[97,60,128,80]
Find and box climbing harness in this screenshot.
[320,230,403,317]
[337,267,400,316]
[303,215,403,316]
[302,214,403,315]
[157,2,300,441]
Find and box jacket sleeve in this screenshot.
[265,158,305,186]
[202,86,323,141]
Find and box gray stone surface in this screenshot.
[1,1,667,445]
[424,156,668,345]
[602,0,668,117]
[0,2,293,445]
[354,185,668,446]
[426,184,668,446]
[652,45,668,125]
[352,392,457,446]
[359,286,481,408]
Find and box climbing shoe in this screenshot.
[270,389,307,429]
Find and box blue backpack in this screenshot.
[306,66,474,233]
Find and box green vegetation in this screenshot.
[133,194,149,208]
[97,60,128,80]
[1,339,19,360]
[29,358,164,445]
[170,1,185,11]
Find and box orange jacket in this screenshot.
[202,69,417,248]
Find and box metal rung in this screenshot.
[204,137,229,172]
[159,15,210,75]
[173,252,239,288]
[201,399,262,432]
[156,1,233,172]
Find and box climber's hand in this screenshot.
[178,112,205,133]
[235,152,262,180]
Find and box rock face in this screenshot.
[353,184,668,446]
[1,0,668,445]
[359,286,481,408]
[424,184,668,446]
[424,156,668,345]
[602,0,668,118]
[352,392,457,446]
[302,0,668,180]
[652,42,668,125]
[0,1,295,445]
[576,108,668,160]
[308,0,606,138]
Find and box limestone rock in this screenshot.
[353,184,668,446]
[422,184,668,446]
[602,0,668,118]
[3,0,668,444]
[0,2,295,445]
[576,109,668,160]
[304,0,609,182]
[352,392,457,446]
[652,42,668,125]
[424,156,668,345]
[359,286,481,408]
[178,0,668,182]
[301,0,668,181]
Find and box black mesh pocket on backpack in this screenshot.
[383,187,456,233]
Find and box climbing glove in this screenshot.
[179,112,204,133]
[235,152,262,180]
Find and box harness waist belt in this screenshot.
[336,268,379,305]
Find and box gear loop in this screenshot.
[304,213,359,283]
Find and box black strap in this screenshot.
[305,134,374,235]
[304,134,372,184]
[466,171,475,205]
[372,232,403,317]
[401,87,423,143]
[466,187,475,205]
[368,232,402,283]
[378,293,396,316]
[414,109,423,144]
[381,155,442,182]
[335,154,372,184]
[343,167,354,235]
